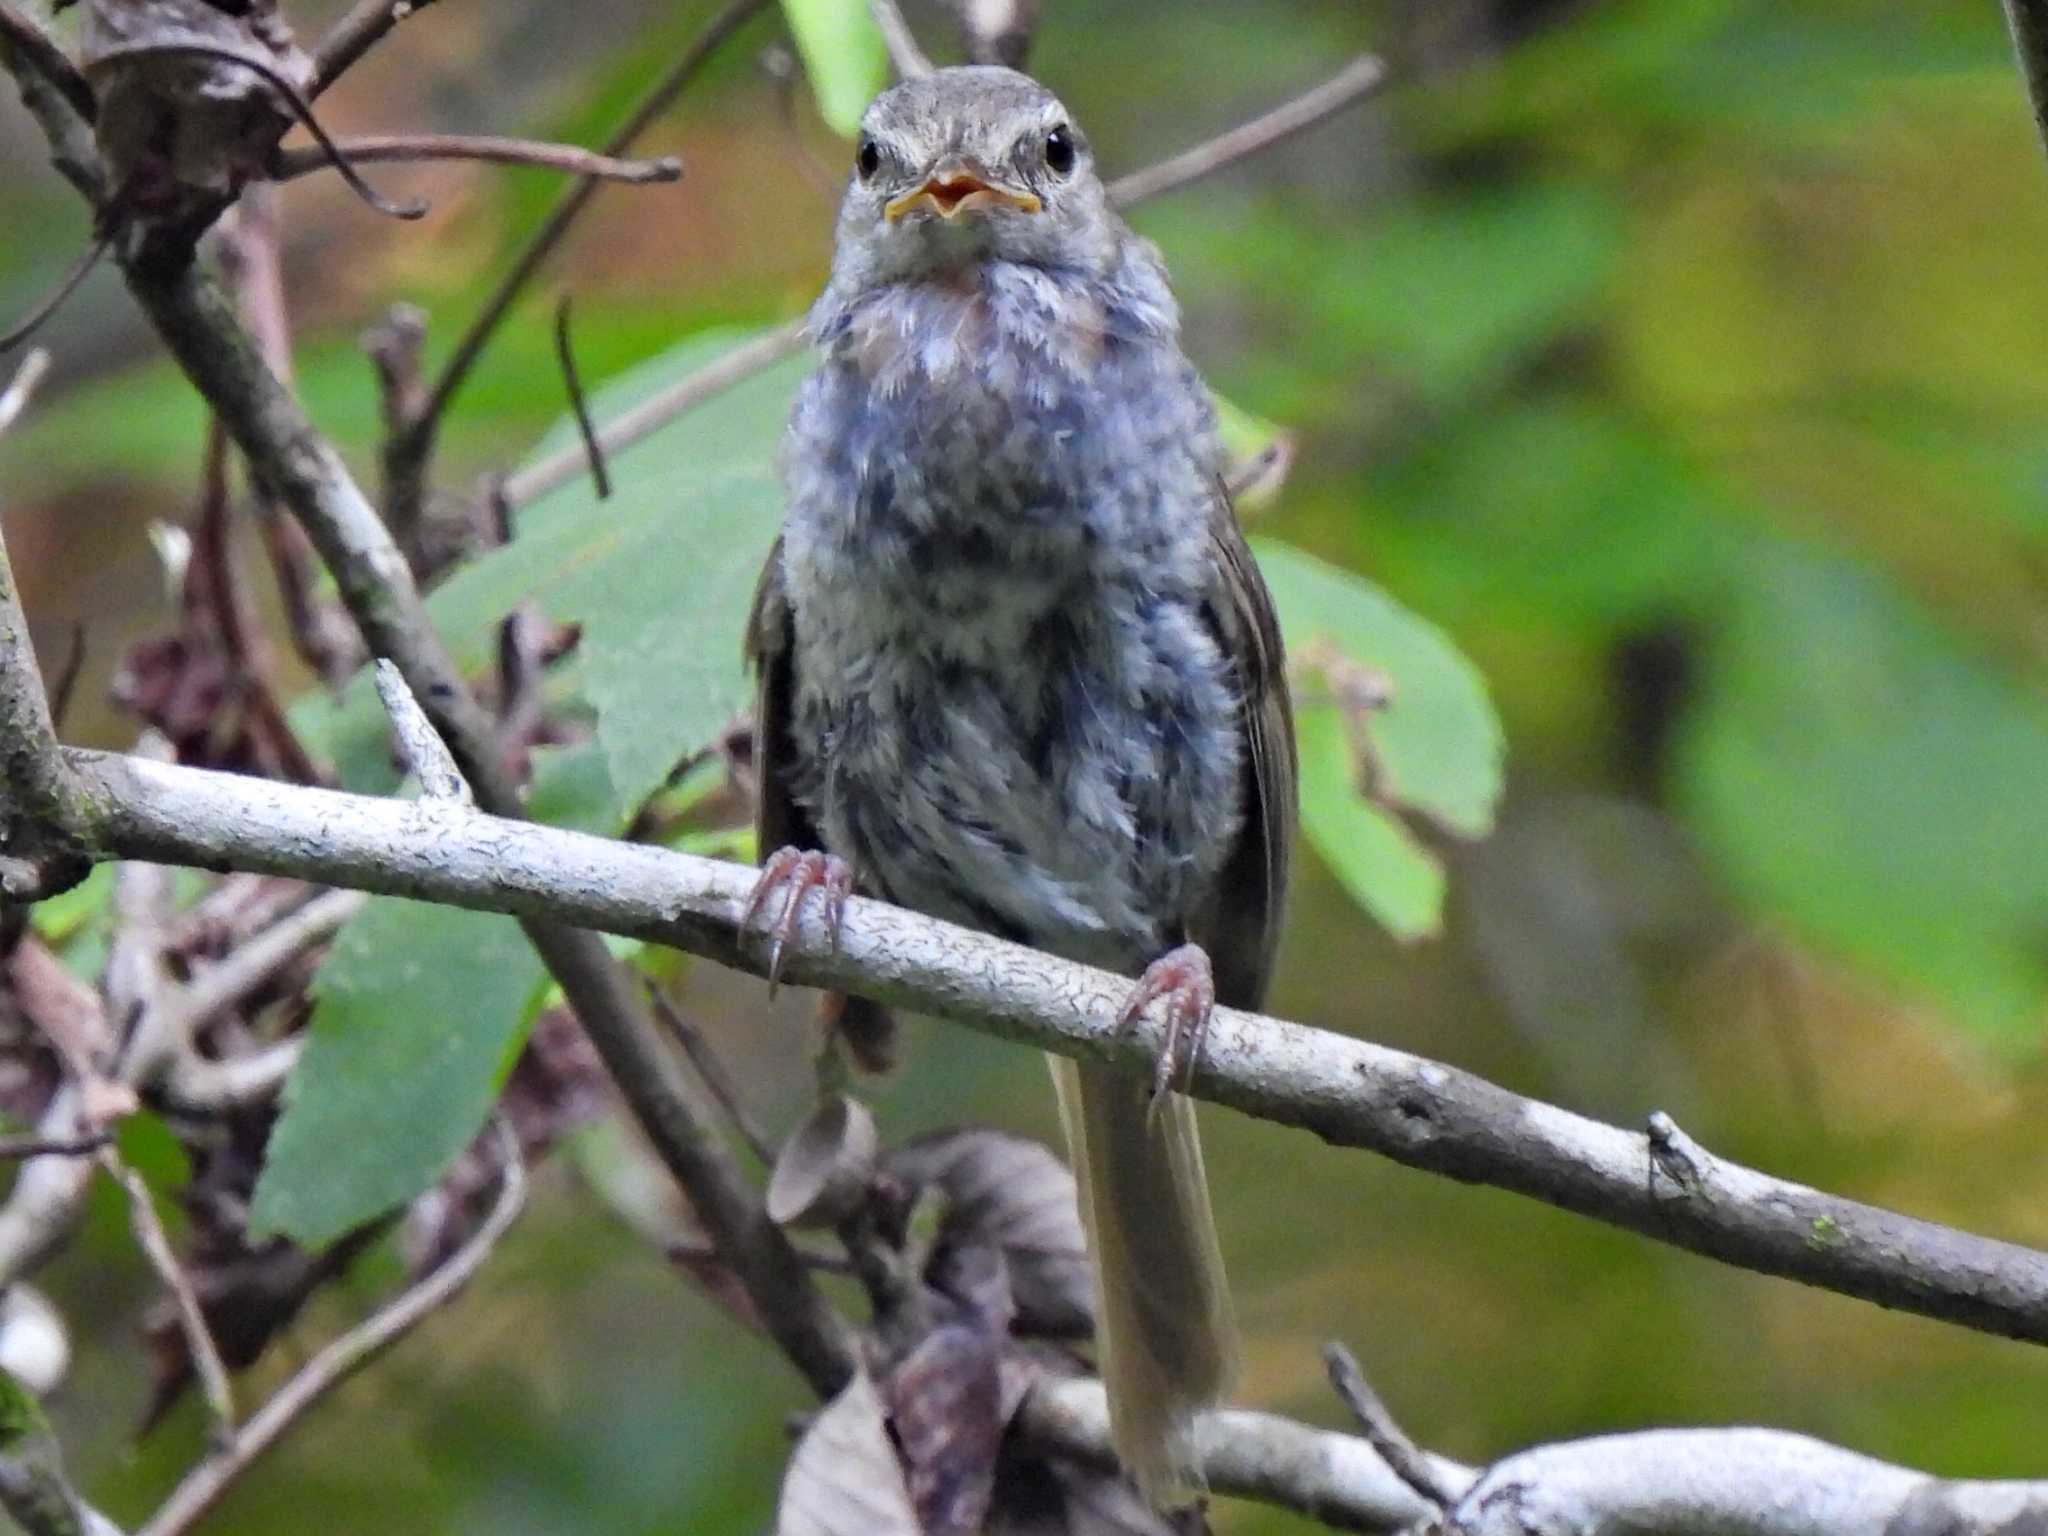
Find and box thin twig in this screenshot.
[0,235,109,355]
[643,978,774,1165]
[133,1123,526,1536]
[102,1151,237,1441]
[551,295,611,500]
[869,0,935,78]
[668,1236,853,1274]
[374,659,473,802]
[0,5,94,122]
[0,18,104,202]
[271,135,682,186]
[100,44,427,220]
[118,259,857,1401]
[0,1132,107,1160]
[1324,1342,1460,1513]
[394,0,772,513]
[310,0,446,95]
[1106,55,1388,208]
[501,321,806,510]
[157,887,363,1053]
[222,184,363,690]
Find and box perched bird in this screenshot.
[745,64,1296,1502]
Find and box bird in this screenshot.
[744,63,1296,1504]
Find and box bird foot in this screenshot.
[743,847,853,994]
[1115,943,1216,1116]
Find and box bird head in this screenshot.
[824,66,1117,290]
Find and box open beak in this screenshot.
[884,160,1042,222]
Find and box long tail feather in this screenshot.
[1049,1054,1237,1503]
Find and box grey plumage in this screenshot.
[748,65,1296,1502]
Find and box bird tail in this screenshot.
[1049,1054,1238,1505]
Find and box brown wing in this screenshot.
[1190,485,1298,1012]
[743,535,822,859]
[744,539,898,1071]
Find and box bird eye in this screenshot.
[856,135,882,181]
[1044,123,1076,177]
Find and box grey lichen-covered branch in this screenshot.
[34,745,2048,1352]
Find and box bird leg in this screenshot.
[742,846,854,993]
[1115,942,1216,1116]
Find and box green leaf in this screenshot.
[1294,708,1446,939]
[1680,539,2048,1052]
[297,327,810,819]
[781,0,889,137]
[1252,540,1504,938]
[268,330,806,1246]
[249,902,545,1246]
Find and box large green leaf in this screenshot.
[264,330,809,1245]
[249,901,545,1246]
[1680,539,2048,1051]
[781,0,889,137]
[1252,540,1504,938]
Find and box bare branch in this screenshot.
[1323,1343,1458,1515]
[551,295,611,501]
[393,0,772,521]
[2004,0,2048,164]
[0,6,93,123]
[270,135,681,186]
[0,459,92,901]
[1019,1375,1461,1533]
[498,64,1381,510]
[500,321,806,510]
[1106,55,1388,208]
[310,0,447,96]
[99,44,426,220]
[0,18,104,202]
[133,1124,527,1536]
[869,0,935,78]
[1448,1428,2048,1536]
[101,1152,236,1442]
[643,978,774,1166]
[0,1134,106,1160]
[47,744,2048,1355]
[374,659,472,802]
[115,258,857,1402]
[0,236,109,357]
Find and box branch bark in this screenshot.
[42,745,2048,1353]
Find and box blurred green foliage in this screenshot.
[8,0,2048,1530]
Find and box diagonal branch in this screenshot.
[387,0,772,537]
[110,256,857,1401]
[39,743,2048,1354]
[132,1123,527,1536]
[1105,55,1388,207]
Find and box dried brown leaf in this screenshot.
[777,1369,920,1536]
[888,1129,1092,1338]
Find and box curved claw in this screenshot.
[1115,943,1216,1120]
[743,847,855,994]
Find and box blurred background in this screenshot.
[7,0,2048,1529]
